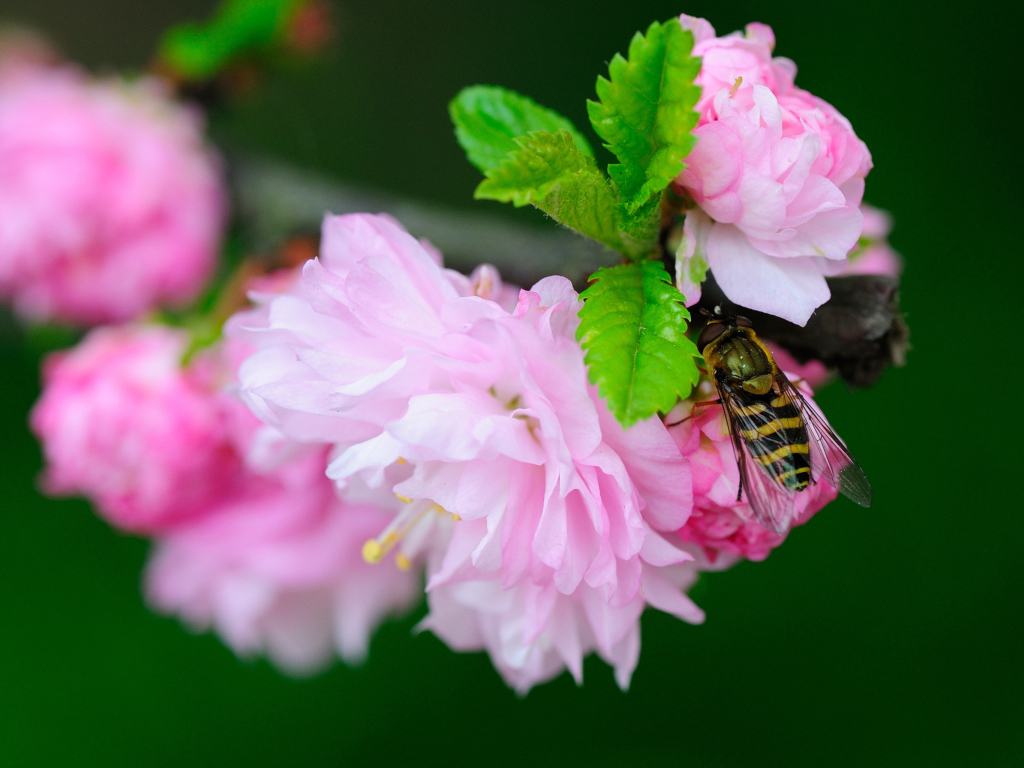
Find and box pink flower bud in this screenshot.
[30,325,247,532]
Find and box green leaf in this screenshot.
[475,130,655,260]
[587,18,701,214]
[450,85,593,173]
[576,261,700,427]
[159,0,303,80]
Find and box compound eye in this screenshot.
[735,315,754,328]
[698,321,727,349]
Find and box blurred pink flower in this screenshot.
[229,213,706,690]
[30,325,248,533]
[675,15,872,326]
[145,447,421,674]
[0,64,224,324]
[665,381,838,562]
[765,342,832,391]
[845,204,902,277]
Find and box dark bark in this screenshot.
[693,273,908,389]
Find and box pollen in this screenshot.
[397,457,407,465]
[395,552,412,571]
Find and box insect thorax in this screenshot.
[707,329,774,392]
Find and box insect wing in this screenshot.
[717,382,797,534]
[777,375,873,508]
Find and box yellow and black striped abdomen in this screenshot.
[740,392,812,492]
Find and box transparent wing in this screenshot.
[717,382,797,535]
[776,374,873,508]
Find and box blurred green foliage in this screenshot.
[0,0,1021,765]
[159,0,304,79]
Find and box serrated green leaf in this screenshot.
[587,18,701,214]
[474,130,590,206]
[576,261,700,427]
[474,130,655,260]
[450,85,593,173]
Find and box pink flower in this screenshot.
[665,380,838,562]
[675,14,872,326]
[229,213,706,690]
[765,342,832,391]
[30,325,248,533]
[421,558,703,694]
[145,447,421,674]
[0,65,224,324]
[845,204,902,277]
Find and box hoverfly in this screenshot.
[692,309,872,534]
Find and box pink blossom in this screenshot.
[145,448,421,673]
[30,325,248,533]
[846,204,902,277]
[665,380,838,562]
[765,342,832,391]
[748,204,903,391]
[229,213,706,690]
[675,15,872,326]
[421,558,703,693]
[0,64,224,324]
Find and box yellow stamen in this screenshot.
[395,494,413,503]
[729,76,743,97]
[363,501,447,565]
[397,457,407,465]
[395,552,412,571]
[362,539,384,564]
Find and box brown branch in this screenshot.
[693,273,908,389]
[228,156,620,289]
[229,156,907,389]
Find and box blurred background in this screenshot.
[0,0,1020,765]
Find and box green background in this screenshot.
[0,1,1020,765]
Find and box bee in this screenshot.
[692,309,872,534]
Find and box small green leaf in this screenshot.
[587,18,701,214]
[475,130,654,260]
[474,130,591,206]
[450,85,593,173]
[576,261,700,427]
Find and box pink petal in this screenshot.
[706,223,831,326]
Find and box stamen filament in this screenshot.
[363,500,448,564]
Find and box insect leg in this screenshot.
[665,399,721,427]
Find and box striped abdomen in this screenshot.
[739,392,811,492]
